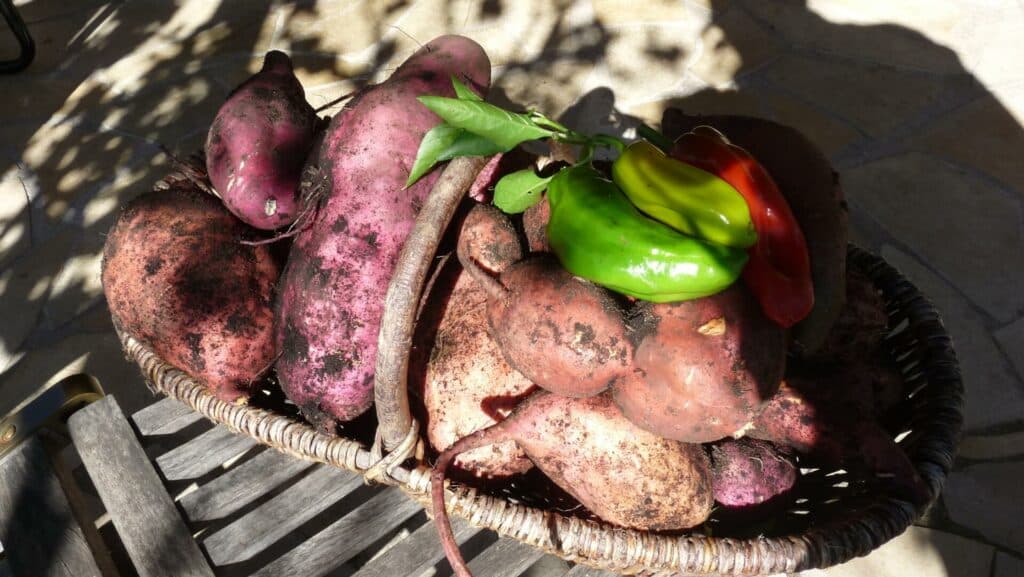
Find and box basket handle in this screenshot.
[374,156,489,450]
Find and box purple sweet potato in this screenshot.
[431,392,713,577]
[274,36,492,429]
[101,180,281,403]
[710,437,797,510]
[206,51,319,230]
[469,255,633,398]
[612,284,786,443]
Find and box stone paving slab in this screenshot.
[795,526,994,577]
[2,0,1023,574]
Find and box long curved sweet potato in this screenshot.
[274,36,492,429]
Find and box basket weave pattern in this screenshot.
[119,168,964,576]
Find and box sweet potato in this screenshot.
[422,270,536,478]
[101,180,280,402]
[749,381,928,505]
[206,50,319,230]
[613,284,785,443]
[456,203,523,276]
[431,392,713,576]
[469,255,632,398]
[661,111,848,353]
[812,267,890,364]
[416,206,533,478]
[274,36,492,429]
[710,437,797,511]
[521,195,550,253]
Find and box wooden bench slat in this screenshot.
[563,565,619,577]
[467,537,548,577]
[68,396,214,577]
[350,513,482,577]
[155,425,258,481]
[249,485,422,577]
[0,437,103,577]
[178,447,315,522]
[202,464,363,565]
[131,397,204,436]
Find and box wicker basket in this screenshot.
[120,158,963,576]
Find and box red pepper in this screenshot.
[670,126,813,327]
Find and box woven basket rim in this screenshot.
[118,242,964,576]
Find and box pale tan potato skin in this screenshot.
[425,271,536,478]
[514,394,713,530]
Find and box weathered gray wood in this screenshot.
[0,437,103,577]
[563,565,619,577]
[351,514,482,577]
[131,397,204,436]
[43,435,122,577]
[250,485,422,577]
[520,555,572,577]
[466,537,547,577]
[155,424,258,480]
[68,396,215,577]
[202,464,363,565]
[178,447,314,522]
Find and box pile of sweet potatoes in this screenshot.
[100,36,925,577]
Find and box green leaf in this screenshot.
[406,123,461,187]
[406,125,506,188]
[418,96,556,150]
[493,169,552,214]
[437,131,504,161]
[451,76,483,101]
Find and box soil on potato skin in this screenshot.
[102,181,281,402]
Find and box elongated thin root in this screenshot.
[431,425,509,577]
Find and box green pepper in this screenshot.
[546,164,748,302]
[611,140,757,249]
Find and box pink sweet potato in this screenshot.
[456,203,523,276]
[431,392,713,577]
[274,36,492,429]
[471,255,633,398]
[206,51,320,230]
[710,437,797,510]
[612,284,786,443]
[101,180,281,402]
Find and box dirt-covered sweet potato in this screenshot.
[467,255,632,398]
[422,270,536,478]
[416,207,533,478]
[206,50,319,230]
[661,111,848,353]
[274,35,492,429]
[521,195,550,253]
[101,181,281,403]
[456,203,523,276]
[612,284,786,443]
[431,392,713,576]
[710,437,797,511]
